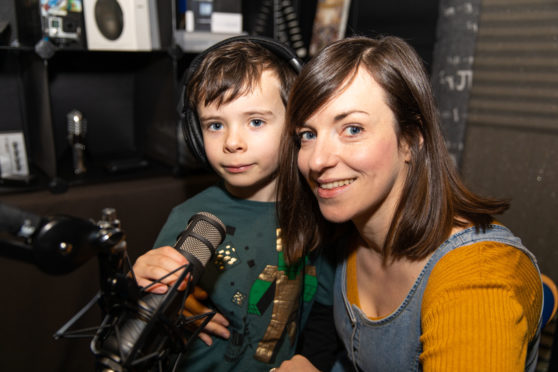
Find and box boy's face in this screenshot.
[198,70,285,202]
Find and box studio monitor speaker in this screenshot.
[83,0,170,51]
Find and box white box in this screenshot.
[185,0,242,34]
[0,132,29,178]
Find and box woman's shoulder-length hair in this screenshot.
[277,35,508,265]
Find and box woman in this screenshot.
[275,36,543,371]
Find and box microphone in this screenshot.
[92,212,226,371]
[67,109,87,175]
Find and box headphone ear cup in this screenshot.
[182,105,209,168]
[177,62,210,169]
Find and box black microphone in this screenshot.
[67,109,87,175]
[92,212,226,371]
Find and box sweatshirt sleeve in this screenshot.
[420,241,542,371]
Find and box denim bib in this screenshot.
[332,224,542,372]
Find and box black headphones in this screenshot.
[178,35,303,168]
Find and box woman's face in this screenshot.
[296,67,411,229]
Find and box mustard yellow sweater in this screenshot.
[347,241,542,371]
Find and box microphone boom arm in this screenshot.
[0,204,224,372]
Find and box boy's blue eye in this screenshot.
[208,122,223,131]
[298,131,315,141]
[250,119,264,127]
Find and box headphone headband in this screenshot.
[179,36,303,169]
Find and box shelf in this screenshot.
[0,46,184,194]
[173,31,245,52]
[1,16,251,195]
[0,158,179,196]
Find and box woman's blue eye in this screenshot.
[250,119,264,127]
[346,126,362,135]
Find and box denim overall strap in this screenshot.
[332,224,542,372]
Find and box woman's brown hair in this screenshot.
[277,36,509,264]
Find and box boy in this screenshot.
[132,37,336,371]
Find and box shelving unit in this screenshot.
[0,46,180,192]
[173,30,245,52]
[0,21,241,195]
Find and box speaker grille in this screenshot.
[94,0,124,41]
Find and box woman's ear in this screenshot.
[402,140,413,163]
[401,131,423,163]
[417,131,424,149]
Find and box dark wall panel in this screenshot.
[461,0,558,281]
[346,0,440,70]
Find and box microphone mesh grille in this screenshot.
[178,212,225,267]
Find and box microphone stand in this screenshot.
[0,206,131,338]
[0,206,217,372]
[90,259,217,372]
[0,207,125,276]
[49,207,131,339]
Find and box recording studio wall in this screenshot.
[343,0,440,70]
[459,0,558,283]
[430,0,481,167]
[0,52,28,133]
[242,0,440,67]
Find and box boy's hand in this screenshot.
[132,246,190,294]
[133,247,230,345]
[273,355,320,371]
[183,286,231,346]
